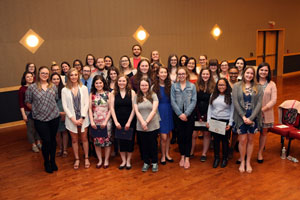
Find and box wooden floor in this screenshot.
[1,75,300,200]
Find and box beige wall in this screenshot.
[1,0,300,87]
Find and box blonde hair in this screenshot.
[66,68,82,89]
[242,66,258,93]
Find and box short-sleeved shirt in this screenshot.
[25,83,60,122]
[134,93,160,132]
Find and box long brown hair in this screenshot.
[65,68,82,89]
[137,78,153,104]
[114,74,132,97]
[196,67,215,93]
[133,59,152,86]
[210,78,232,105]
[36,66,53,91]
[242,66,258,93]
[152,66,171,99]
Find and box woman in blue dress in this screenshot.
[153,66,174,164]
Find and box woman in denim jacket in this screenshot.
[171,67,197,169]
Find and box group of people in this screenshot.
[18,44,277,174]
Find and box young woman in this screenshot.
[61,61,71,84]
[51,73,68,158]
[25,63,37,80]
[86,54,98,76]
[153,66,174,165]
[110,75,136,170]
[234,57,246,81]
[151,62,162,79]
[208,59,219,82]
[228,66,239,88]
[171,67,197,169]
[179,55,188,67]
[89,75,112,169]
[257,62,277,163]
[130,59,152,92]
[73,59,83,78]
[219,60,230,80]
[167,54,179,83]
[232,66,263,173]
[198,55,208,74]
[134,78,160,172]
[19,71,41,153]
[119,55,136,78]
[150,50,160,65]
[104,55,114,69]
[186,57,198,84]
[106,66,120,92]
[192,68,215,162]
[207,78,234,168]
[62,68,90,170]
[25,66,60,173]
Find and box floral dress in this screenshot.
[91,91,112,147]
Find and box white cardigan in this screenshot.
[62,85,90,133]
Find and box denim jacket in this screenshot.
[171,81,197,117]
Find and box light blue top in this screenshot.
[207,95,234,126]
[170,81,197,117]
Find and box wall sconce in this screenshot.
[211,24,222,40]
[19,29,44,54]
[133,25,149,45]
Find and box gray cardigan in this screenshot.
[232,81,263,131]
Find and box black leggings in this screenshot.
[177,116,194,157]
[34,118,59,164]
[211,118,231,159]
[137,129,158,164]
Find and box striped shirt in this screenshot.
[25,83,60,122]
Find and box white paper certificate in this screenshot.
[194,121,206,127]
[209,119,226,135]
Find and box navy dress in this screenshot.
[158,86,174,134]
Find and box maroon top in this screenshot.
[18,86,31,112]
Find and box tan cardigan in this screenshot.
[262,81,277,124]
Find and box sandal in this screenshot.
[84,157,90,169]
[74,159,80,170]
[62,150,68,158]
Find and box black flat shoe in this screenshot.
[119,165,126,170]
[126,165,132,170]
[44,163,53,174]
[200,155,207,162]
[160,161,166,165]
[166,157,174,163]
[220,159,228,168]
[257,159,264,164]
[213,157,220,168]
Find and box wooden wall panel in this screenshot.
[1,0,300,87]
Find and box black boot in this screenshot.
[51,161,58,171]
[221,158,228,168]
[213,157,220,168]
[44,162,53,173]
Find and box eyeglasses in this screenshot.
[178,73,186,76]
[121,60,129,62]
[218,84,226,86]
[229,72,238,75]
[40,72,49,76]
[83,70,91,73]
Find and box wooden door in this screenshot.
[256,29,285,76]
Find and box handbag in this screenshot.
[115,128,133,141]
[90,125,108,138]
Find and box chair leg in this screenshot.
[280,136,285,150]
[287,138,292,157]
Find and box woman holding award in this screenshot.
[110,75,136,170]
[89,75,112,169]
[207,78,234,168]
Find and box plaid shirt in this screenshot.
[25,83,60,122]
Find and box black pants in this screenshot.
[34,117,59,165]
[211,118,231,159]
[177,116,194,157]
[138,129,158,164]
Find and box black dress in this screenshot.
[114,92,135,152]
[194,90,211,131]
